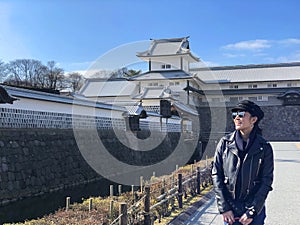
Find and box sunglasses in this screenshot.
[232,111,246,119]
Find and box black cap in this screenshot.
[231,100,264,121]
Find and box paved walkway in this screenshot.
[170,142,300,225]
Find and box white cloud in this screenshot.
[222,39,271,51]
[222,53,246,58]
[278,38,300,45]
[276,51,300,62]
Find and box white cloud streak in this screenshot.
[222,39,271,51]
[278,38,300,45]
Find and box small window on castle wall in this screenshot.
[161,64,171,69]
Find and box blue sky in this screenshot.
[1,0,300,73]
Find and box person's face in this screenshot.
[232,111,258,133]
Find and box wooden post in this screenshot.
[110,200,114,221]
[110,185,114,197]
[140,176,143,193]
[118,185,122,196]
[119,202,127,225]
[66,196,70,211]
[131,185,135,202]
[196,167,201,194]
[144,186,151,225]
[178,173,183,208]
[89,198,93,212]
[172,173,175,187]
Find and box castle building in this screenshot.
[79,36,300,111]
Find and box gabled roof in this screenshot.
[192,62,300,83]
[0,86,18,104]
[132,87,173,100]
[137,37,199,63]
[129,70,194,81]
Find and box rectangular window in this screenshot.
[161,64,171,69]
[175,82,180,86]
[169,82,174,86]
[248,84,258,88]
[257,96,263,101]
[287,83,292,87]
[273,83,277,87]
[153,83,158,86]
[257,96,268,101]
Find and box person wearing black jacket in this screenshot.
[212,100,274,225]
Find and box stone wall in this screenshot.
[0,129,190,205]
[0,129,100,205]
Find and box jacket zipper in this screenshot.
[238,153,249,199]
[246,156,254,196]
[232,150,240,199]
[256,158,262,176]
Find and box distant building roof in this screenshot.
[79,79,137,97]
[4,85,125,111]
[193,62,300,83]
[129,70,194,81]
[173,102,198,116]
[137,37,199,63]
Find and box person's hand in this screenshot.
[239,213,253,225]
[222,210,235,224]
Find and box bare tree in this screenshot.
[33,65,48,88]
[5,59,47,87]
[89,69,114,78]
[67,72,84,92]
[0,60,7,82]
[45,61,64,89]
